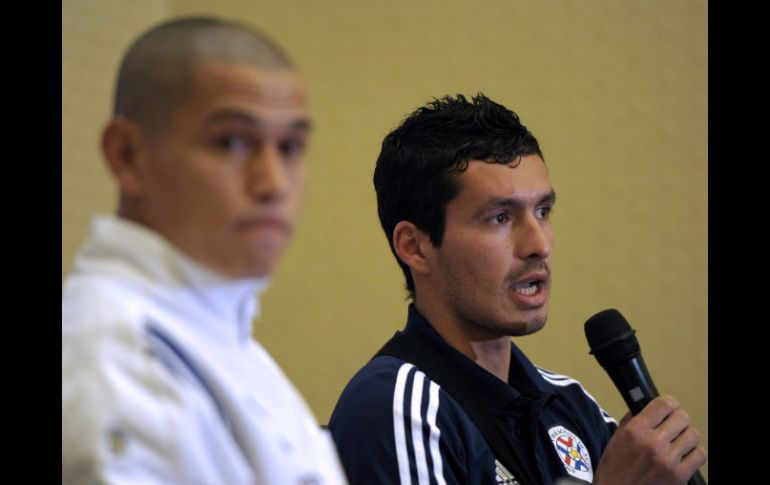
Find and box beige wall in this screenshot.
[63,0,708,478]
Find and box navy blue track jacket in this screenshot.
[329,305,618,485]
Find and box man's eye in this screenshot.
[213,135,252,152]
[492,212,510,225]
[278,139,306,158]
[536,206,553,219]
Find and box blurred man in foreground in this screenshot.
[62,16,347,485]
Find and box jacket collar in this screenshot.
[73,215,270,343]
[403,304,555,415]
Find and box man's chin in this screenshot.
[234,238,289,275]
[239,257,281,279]
[504,312,548,337]
[214,251,283,280]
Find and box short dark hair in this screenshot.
[373,93,543,298]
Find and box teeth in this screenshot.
[512,282,538,296]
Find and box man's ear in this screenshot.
[392,221,434,277]
[101,117,146,195]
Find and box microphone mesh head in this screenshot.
[584,309,640,367]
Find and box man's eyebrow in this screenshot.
[540,190,556,205]
[203,109,312,132]
[486,190,557,210]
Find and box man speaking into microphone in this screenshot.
[327,93,706,485]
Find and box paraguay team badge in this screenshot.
[548,425,593,482]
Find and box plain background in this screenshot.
[62,0,708,479]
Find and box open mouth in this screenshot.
[510,280,542,296]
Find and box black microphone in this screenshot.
[584,309,706,485]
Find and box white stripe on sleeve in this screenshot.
[394,363,415,485]
[426,380,447,485]
[537,368,618,425]
[410,371,430,485]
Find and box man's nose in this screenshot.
[514,214,552,261]
[246,145,289,203]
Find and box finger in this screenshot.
[635,395,679,428]
[669,426,702,462]
[675,445,707,483]
[653,408,691,443]
[681,445,708,470]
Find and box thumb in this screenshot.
[617,411,633,428]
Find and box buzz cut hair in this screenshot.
[113,16,295,135]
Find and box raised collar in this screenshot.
[403,304,555,414]
[73,215,270,342]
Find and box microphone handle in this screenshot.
[604,354,659,414]
[689,470,706,485]
[605,356,707,485]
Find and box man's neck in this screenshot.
[468,338,511,383]
[413,299,511,383]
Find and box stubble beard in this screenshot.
[466,308,548,338]
[442,261,551,339]
[442,280,550,340]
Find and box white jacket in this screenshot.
[62,215,347,485]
